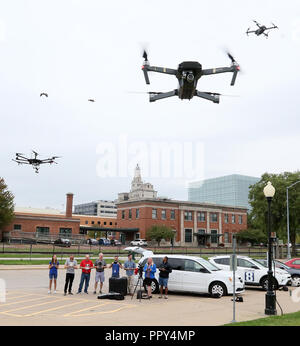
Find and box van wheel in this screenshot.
[209,282,227,298]
[260,276,278,290]
[144,279,159,294]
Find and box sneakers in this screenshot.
[53,290,57,294]
[64,292,67,296]
[93,291,96,294]
[84,291,88,294]
[68,292,73,295]
[164,295,168,299]
[48,290,51,294]
[76,291,81,294]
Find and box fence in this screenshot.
[0,241,298,259]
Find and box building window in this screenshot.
[136,208,140,219]
[36,227,50,236]
[224,232,229,243]
[232,214,236,224]
[104,222,106,225]
[210,213,218,223]
[13,224,22,230]
[110,222,112,225]
[128,209,132,219]
[152,209,157,219]
[97,221,101,225]
[185,229,193,243]
[224,214,229,223]
[170,210,175,220]
[115,222,117,226]
[85,220,88,225]
[184,211,193,221]
[197,212,205,222]
[91,221,95,225]
[238,215,243,224]
[122,210,125,219]
[59,228,72,236]
[135,233,140,240]
[161,209,166,220]
[211,230,218,243]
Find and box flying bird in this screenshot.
[88,99,95,102]
[40,92,48,98]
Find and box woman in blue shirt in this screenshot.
[143,257,156,299]
[48,255,59,294]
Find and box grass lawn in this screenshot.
[227,311,300,326]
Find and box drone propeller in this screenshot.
[40,92,48,98]
[16,152,24,156]
[127,91,162,95]
[226,51,240,86]
[141,49,150,85]
[88,99,95,102]
[271,22,278,29]
[202,92,240,97]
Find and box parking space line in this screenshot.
[0,297,69,314]
[63,302,112,317]
[70,304,136,317]
[0,295,53,307]
[22,300,88,317]
[3,293,37,301]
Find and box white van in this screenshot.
[124,247,244,298]
[209,255,291,290]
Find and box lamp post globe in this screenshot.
[264,181,277,315]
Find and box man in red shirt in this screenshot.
[77,254,94,294]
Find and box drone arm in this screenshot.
[149,90,177,102]
[144,65,177,75]
[195,91,220,104]
[202,65,239,86]
[202,66,235,76]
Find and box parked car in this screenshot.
[54,238,71,247]
[284,258,300,270]
[130,239,148,247]
[124,246,245,297]
[87,238,98,245]
[110,239,122,246]
[256,259,300,287]
[209,255,291,290]
[99,238,111,246]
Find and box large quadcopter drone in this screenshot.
[141,50,240,103]
[246,20,278,38]
[13,151,60,173]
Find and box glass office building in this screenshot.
[188,174,260,210]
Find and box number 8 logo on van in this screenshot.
[245,271,254,282]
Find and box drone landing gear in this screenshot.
[195,91,220,104]
[149,90,177,102]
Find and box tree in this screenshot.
[0,178,14,234]
[248,171,300,255]
[235,228,267,245]
[146,225,175,247]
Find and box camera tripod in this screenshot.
[131,274,146,302]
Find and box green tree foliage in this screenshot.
[236,228,267,245]
[146,224,175,247]
[248,171,300,255]
[0,178,14,231]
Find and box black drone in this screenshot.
[246,20,278,38]
[13,151,60,173]
[141,50,240,103]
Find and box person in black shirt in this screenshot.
[158,256,172,299]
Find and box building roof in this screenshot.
[116,198,248,211]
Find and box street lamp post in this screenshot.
[286,180,300,260]
[263,181,277,316]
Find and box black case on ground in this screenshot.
[108,276,128,296]
[97,292,124,300]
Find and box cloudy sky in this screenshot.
[0,0,299,209]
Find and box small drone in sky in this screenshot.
[246,20,278,38]
[140,50,240,103]
[13,151,60,173]
[40,92,48,98]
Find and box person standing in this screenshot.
[143,257,156,299]
[64,255,78,295]
[158,256,172,299]
[77,254,93,294]
[48,255,59,294]
[109,256,123,278]
[94,253,107,294]
[124,254,136,295]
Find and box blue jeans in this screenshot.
[78,273,90,293]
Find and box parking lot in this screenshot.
[1,266,300,326]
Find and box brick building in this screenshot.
[116,199,248,246]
